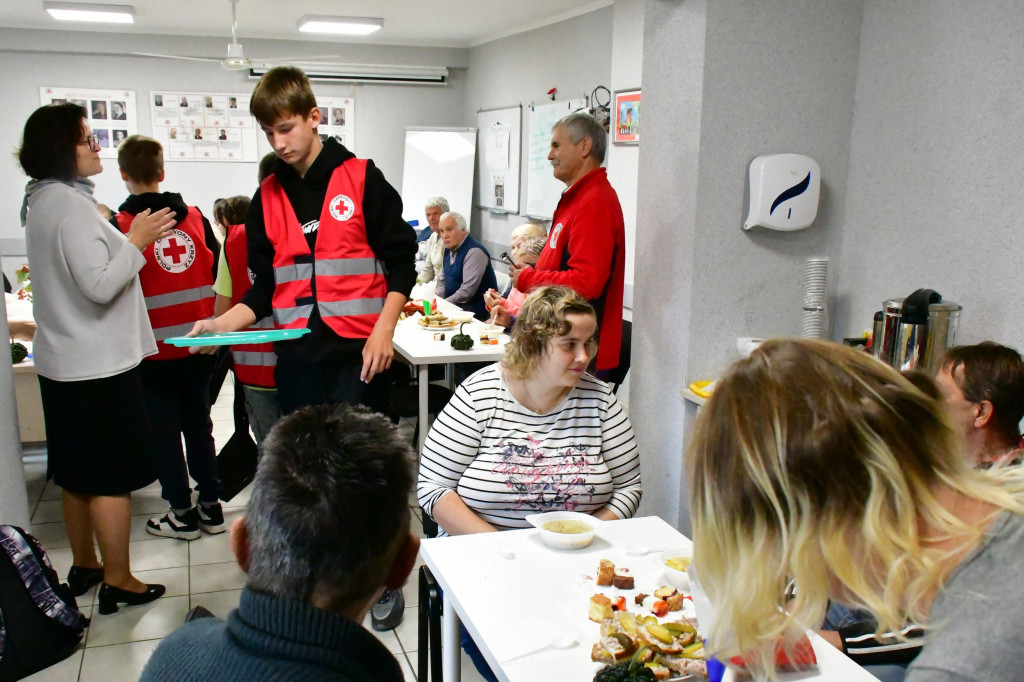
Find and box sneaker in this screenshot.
[197,502,226,534]
[146,507,200,540]
[371,588,405,631]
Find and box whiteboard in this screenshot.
[525,98,587,219]
[400,128,477,225]
[476,105,521,213]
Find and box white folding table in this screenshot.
[418,516,879,682]
[391,303,507,453]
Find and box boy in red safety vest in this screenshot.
[188,67,416,631]
[113,135,224,542]
[211,194,281,443]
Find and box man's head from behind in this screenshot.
[234,404,418,616]
[117,135,164,189]
[937,341,1024,462]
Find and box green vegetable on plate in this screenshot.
[450,322,474,351]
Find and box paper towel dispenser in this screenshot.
[743,153,820,231]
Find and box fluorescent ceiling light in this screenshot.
[45,2,135,23]
[297,16,382,36]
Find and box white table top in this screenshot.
[419,516,878,682]
[392,305,509,366]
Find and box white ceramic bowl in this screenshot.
[525,511,601,550]
[478,323,505,335]
[659,548,693,591]
[446,311,475,324]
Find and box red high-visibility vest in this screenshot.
[224,223,276,388]
[116,207,214,361]
[260,159,387,339]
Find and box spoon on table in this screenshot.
[501,635,579,663]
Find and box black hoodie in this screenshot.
[111,191,220,281]
[241,138,416,363]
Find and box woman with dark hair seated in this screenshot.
[19,103,176,613]
[688,339,1024,682]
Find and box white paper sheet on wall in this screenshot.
[40,86,138,160]
[486,122,510,171]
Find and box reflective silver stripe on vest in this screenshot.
[318,298,386,318]
[273,305,314,326]
[273,263,314,284]
[315,258,384,277]
[231,351,277,367]
[145,285,214,310]
[252,317,276,329]
[151,321,198,341]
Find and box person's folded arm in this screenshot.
[61,210,146,305]
[596,390,642,520]
[417,383,496,535]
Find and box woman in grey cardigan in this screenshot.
[19,104,176,614]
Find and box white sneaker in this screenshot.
[146,507,201,540]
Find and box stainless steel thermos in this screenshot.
[874,289,961,371]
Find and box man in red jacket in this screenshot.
[510,113,625,375]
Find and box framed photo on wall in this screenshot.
[613,88,641,145]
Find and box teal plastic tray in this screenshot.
[164,328,310,347]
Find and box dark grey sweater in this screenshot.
[140,587,404,681]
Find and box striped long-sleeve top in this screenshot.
[417,364,642,535]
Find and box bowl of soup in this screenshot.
[659,548,693,591]
[525,511,601,550]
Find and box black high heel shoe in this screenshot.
[67,566,104,597]
[97,582,166,615]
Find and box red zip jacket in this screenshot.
[517,168,625,371]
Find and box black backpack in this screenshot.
[0,525,89,681]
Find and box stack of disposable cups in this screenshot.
[801,256,828,338]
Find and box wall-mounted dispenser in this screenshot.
[743,153,820,231]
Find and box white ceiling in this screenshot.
[0,0,612,48]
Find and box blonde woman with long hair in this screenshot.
[688,338,1024,681]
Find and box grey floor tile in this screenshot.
[85,594,189,648]
[128,538,190,572]
[21,647,84,681]
[393,605,420,653]
[27,520,69,549]
[190,588,242,619]
[189,560,246,594]
[79,640,162,682]
[31,499,64,524]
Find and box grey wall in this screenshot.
[836,1,1024,344]
[462,7,615,252]
[0,29,467,250]
[633,0,863,532]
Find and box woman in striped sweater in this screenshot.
[418,286,641,536]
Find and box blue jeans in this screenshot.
[241,385,281,445]
[460,624,498,682]
[823,602,909,682]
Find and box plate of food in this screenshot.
[417,312,459,330]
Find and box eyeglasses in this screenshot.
[80,135,100,151]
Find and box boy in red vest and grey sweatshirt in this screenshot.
[187,67,416,630]
[113,135,224,541]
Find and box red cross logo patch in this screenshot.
[154,230,196,273]
[549,223,563,249]
[329,194,356,221]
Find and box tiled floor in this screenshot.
[21,376,489,682]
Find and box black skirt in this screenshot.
[38,367,157,496]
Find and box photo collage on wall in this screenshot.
[316,96,355,152]
[40,87,138,159]
[150,92,259,161]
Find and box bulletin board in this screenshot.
[40,86,138,159]
[524,98,587,220]
[475,105,521,213]
[150,91,258,161]
[400,127,477,225]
